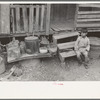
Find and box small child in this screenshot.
[74,28,90,69]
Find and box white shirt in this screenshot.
[74,36,90,52]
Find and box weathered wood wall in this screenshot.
[0,4,10,34]
[50,4,76,22]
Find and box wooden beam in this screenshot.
[46,4,51,35]
[7,53,52,63]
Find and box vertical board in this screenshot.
[16,7,20,33]
[35,5,39,31]
[74,4,79,30]
[46,4,51,35]
[0,4,10,34]
[40,5,45,31]
[11,8,15,33]
[29,5,34,33]
[0,5,1,33]
[22,7,28,33]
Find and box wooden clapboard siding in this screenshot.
[77,18,100,22]
[29,5,34,33]
[77,23,100,28]
[0,4,10,34]
[78,11,100,15]
[76,4,100,31]
[78,14,100,19]
[79,4,100,8]
[40,5,45,31]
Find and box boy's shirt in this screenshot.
[74,36,90,52]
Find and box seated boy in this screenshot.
[74,28,90,69]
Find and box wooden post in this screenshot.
[0,4,10,34]
[74,4,79,30]
[46,4,51,35]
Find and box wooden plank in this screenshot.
[51,24,60,31]
[46,4,51,35]
[59,50,76,58]
[58,41,75,50]
[7,53,52,63]
[0,4,10,34]
[77,18,100,22]
[10,5,45,9]
[88,29,100,32]
[74,4,79,30]
[40,5,45,31]
[78,11,100,15]
[53,31,79,40]
[16,7,20,33]
[11,8,15,33]
[22,7,28,32]
[78,14,100,19]
[79,4,100,8]
[29,5,34,33]
[35,5,39,31]
[76,23,100,28]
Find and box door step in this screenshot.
[53,31,78,68]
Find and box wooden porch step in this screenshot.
[57,41,75,50]
[53,31,79,42]
[59,50,76,62]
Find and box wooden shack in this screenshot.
[0,4,100,39]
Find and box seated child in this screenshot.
[74,28,90,69]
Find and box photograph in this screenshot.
[0,3,100,82]
[0,1,100,99]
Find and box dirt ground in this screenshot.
[1,54,100,81]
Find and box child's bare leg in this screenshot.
[82,51,89,69]
[76,51,83,65]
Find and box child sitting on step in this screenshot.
[74,28,90,69]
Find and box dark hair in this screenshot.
[81,28,88,33]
